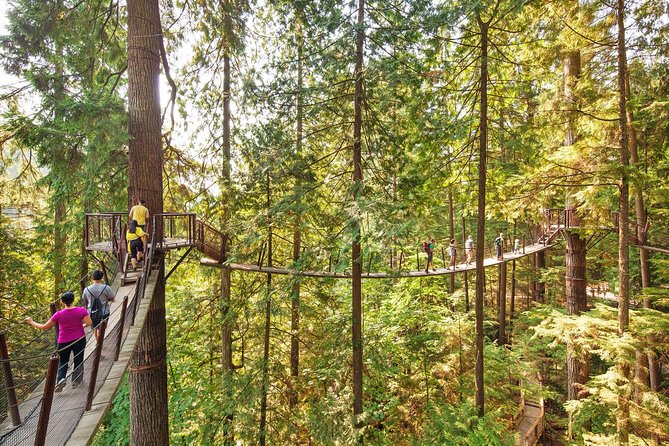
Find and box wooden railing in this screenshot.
[84,212,125,252]
[196,219,229,263]
[521,398,545,446]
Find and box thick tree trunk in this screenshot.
[616,1,631,443]
[497,262,507,346]
[130,263,169,443]
[127,0,167,443]
[352,0,365,430]
[565,232,587,314]
[565,231,589,405]
[475,14,489,417]
[127,1,163,213]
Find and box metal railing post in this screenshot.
[35,354,59,446]
[86,320,107,411]
[0,333,21,426]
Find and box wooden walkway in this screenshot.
[200,241,553,278]
[0,272,158,445]
[516,400,545,446]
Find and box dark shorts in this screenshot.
[130,238,144,259]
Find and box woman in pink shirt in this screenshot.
[25,291,92,392]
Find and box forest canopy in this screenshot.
[0,0,668,444]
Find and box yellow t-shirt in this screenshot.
[130,205,149,225]
[126,228,146,249]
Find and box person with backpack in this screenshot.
[494,233,504,260]
[82,270,115,342]
[25,291,92,391]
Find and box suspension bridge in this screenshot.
[0,207,644,445]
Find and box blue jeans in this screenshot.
[57,337,86,383]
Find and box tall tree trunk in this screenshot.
[497,262,506,346]
[54,201,67,297]
[566,232,589,404]
[289,10,304,411]
[130,263,168,443]
[510,259,516,321]
[625,64,658,396]
[563,39,591,415]
[462,217,469,312]
[259,173,272,446]
[448,189,455,293]
[474,14,489,417]
[127,0,168,443]
[616,1,631,443]
[352,0,365,431]
[565,233,587,315]
[220,5,235,443]
[534,251,546,303]
[624,73,650,293]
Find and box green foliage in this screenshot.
[421,401,515,446]
[92,374,130,446]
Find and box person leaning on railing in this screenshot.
[24,291,92,392]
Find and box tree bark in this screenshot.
[462,217,469,312]
[565,231,590,405]
[54,201,67,298]
[448,189,455,293]
[616,1,631,443]
[565,232,587,314]
[259,173,272,446]
[289,10,304,411]
[534,251,546,303]
[497,262,506,346]
[220,4,235,443]
[475,14,489,417]
[352,0,365,430]
[127,0,168,443]
[130,263,169,443]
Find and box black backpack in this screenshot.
[89,286,110,327]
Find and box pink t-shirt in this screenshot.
[50,307,89,344]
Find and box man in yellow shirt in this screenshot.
[129,198,150,230]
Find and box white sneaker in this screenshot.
[55,378,66,393]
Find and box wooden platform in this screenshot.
[200,242,553,278]
[86,237,194,253]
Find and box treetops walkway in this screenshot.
[0,208,637,444]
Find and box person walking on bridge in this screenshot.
[494,233,504,260]
[129,198,149,230]
[127,219,147,270]
[423,238,436,273]
[25,291,92,391]
[465,235,474,265]
[82,270,115,342]
[448,239,458,270]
